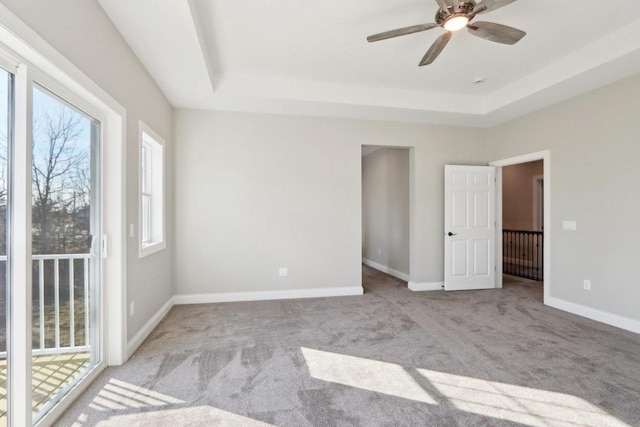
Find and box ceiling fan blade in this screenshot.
[367,24,438,42]
[419,32,452,66]
[467,21,525,45]
[474,0,518,14]
[435,0,449,11]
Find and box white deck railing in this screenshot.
[0,253,91,359]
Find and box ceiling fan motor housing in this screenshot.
[435,1,476,26]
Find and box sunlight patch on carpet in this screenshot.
[417,369,630,427]
[87,378,184,412]
[96,406,276,426]
[301,347,437,404]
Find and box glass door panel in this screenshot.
[0,66,13,427]
[31,86,100,422]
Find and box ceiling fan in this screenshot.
[367,0,526,66]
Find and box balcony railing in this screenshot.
[503,230,543,281]
[0,253,91,359]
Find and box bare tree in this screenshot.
[32,108,88,254]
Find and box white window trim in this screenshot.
[138,121,166,258]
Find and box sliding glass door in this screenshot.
[0,65,13,427]
[0,59,103,425]
[30,86,101,422]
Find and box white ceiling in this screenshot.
[98,0,640,127]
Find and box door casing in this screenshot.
[489,150,551,303]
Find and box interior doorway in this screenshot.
[361,146,411,286]
[501,160,544,282]
[490,151,551,303]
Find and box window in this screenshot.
[139,122,165,257]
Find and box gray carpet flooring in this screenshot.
[56,266,640,426]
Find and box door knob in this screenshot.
[447,232,457,237]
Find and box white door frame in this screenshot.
[489,150,551,304]
[360,145,414,286]
[532,175,544,231]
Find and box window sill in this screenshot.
[139,241,166,259]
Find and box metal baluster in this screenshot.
[506,232,510,275]
[509,232,514,274]
[541,232,544,282]
[536,233,540,280]
[528,233,531,279]
[520,232,523,278]
[527,234,534,279]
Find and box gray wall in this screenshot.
[362,148,410,276]
[1,0,175,341]
[487,73,640,323]
[174,110,487,294]
[503,160,543,231]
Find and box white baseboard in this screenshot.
[126,285,364,359]
[173,286,364,305]
[408,281,444,292]
[362,258,409,282]
[546,296,640,334]
[126,297,175,359]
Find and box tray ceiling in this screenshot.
[99,0,640,127]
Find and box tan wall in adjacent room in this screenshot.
[503,160,543,231]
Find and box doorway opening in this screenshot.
[501,160,544,283]
[361,146,411,287]
[490,151,551,303]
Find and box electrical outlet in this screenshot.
[583,280,591,291]
[378,249,381,255]
[279,268,288,277]
[130,301,135,316]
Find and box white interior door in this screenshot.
[444,165,496,291]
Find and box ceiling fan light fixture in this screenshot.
[443,15,469,32]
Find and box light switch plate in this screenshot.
[562,220,577,231]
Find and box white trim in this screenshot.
[186,0,218,91]
[360,144,415,294]
[105,112,127,366]
[10,62,34,427]
[362,258,409,282]
[0,4,125,115]
[546,297,640,335]
[138,120,167,259]
[490,150,551,303]
[174,287,364,305]
[488,150,550,168]
[126,297,174,359]
[408,282,444,292]
[532,174,544,231]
